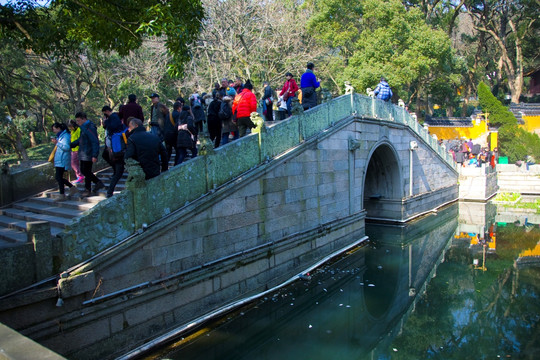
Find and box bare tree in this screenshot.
[177,0,327,97]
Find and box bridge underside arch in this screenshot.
[363,143,403,220]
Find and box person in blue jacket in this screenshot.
[72,112,105,197]
[300,62,320,110]
[51,122,78,201]
[373,77,393,102]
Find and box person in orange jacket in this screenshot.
[232,80,258,137]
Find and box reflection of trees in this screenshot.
[390,225,540,359]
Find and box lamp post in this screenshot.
[409,140,418,197]
[473,244,488,271]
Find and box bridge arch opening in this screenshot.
[363,142,402,219]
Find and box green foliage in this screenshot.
[478,81,540,162]
[477,82,516,128]
[0,141,54,165]
[494,192,521,203]
[0,0,204,76]
[307,0,460,105]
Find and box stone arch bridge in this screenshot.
[0,94,458,359]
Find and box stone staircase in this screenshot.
[0,166,127,249]
[0,151,186,251]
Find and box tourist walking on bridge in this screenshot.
[102,106,127,198]
[220,96,238,145]
[175,104,198,165]
[232,80,258,138]
[373,77,393,102]
[149,93,167,142]
[72,112,104,197]
[119,94,144,127]
[207,92,223,148]
[300,62,320,110]
[262,81,274,121]
[68,120,84,184]
[51,122,77,201]
[125,118,168,180]
[279,72,298,117]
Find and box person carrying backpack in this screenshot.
[106,123,129,198]
[373,77,393,102]
[102,105,128,198]
[220,96,238,145]
[175,104,198,165]
[190,93,206,134]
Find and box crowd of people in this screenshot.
[49,62,326,199]
[440,138,499,168]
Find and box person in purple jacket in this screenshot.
[300,62,320,110]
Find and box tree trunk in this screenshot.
[14,131,29,161]
[29,131,37,147]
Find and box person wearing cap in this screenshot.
[300,62,321,110]
[119,94,144,127]
[279,72,299,117]
[148,93,168,142]
[232,80,258,137]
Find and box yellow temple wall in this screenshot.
[428,120,488,141]
[519,116,540,135]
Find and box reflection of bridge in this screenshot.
[0,94,458,359]
[151,204,458,359]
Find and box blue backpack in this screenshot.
[110,126,128,159]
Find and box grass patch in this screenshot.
[494,192,521,203]
[0,143,55,165]
[495,193,540,214]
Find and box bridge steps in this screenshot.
[0,157,177,248]
[0,166,127,248]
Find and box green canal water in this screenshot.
[143,202,540,360]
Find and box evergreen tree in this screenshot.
[478,81,540,163]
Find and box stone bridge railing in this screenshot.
[59,94,456,269]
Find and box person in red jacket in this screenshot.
[279,72,299,117]
[232,80,258,137]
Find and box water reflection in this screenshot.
[389,200,540,359]
[145,205,458,360]
[143,200,540,359]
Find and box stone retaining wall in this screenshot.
[458,164,499,201]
